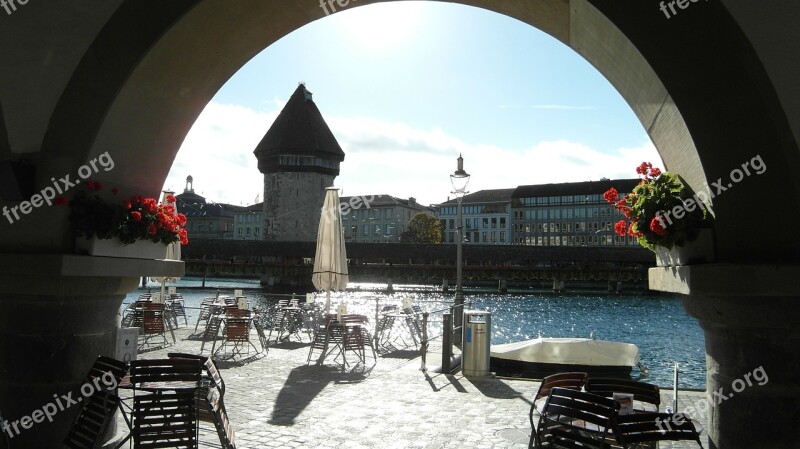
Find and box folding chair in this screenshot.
[528,371,589,443]
[167,353,235,448]
[195,297,216,332]
[139,302,174,349]
[63,356,129,449]
[614,412,704,448]
[200,316,223,354]
[585,378,660,412]
[532,387,617,449]
[129,358,202,449]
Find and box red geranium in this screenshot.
[166,194,176,203]
[130,211,142,222]
[603,188,618,203]
[650,217,667,236]
[614,220,627,236]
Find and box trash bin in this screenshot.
[462,310,491,377]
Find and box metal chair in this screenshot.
[200,316,223,354]
[166,353,235,448]
[532,387,617,449]
[194,297,216,332]
[62,356,129,449]
[170,294,188,326]
[585,378,660,412]
[128,358,203,449]
[614,412,704,448]
[528,371,589,443]
[139,302,174,349]
[215,311,259,359]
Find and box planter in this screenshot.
[75,236,167,259]
[655,228,715,267]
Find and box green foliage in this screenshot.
[607,163,710,251]
[402,213,441,244]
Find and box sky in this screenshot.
[162,1,662,206]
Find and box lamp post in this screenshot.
[450,154,470,342]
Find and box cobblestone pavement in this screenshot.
[115,326,709,449]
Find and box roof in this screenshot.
[439,188,515,206]
[177,202,237,218]
[253,84,345,164]
[512,179,640,198]
[340,194,434,212]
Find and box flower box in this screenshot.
[655,228,715,267]
[75,236,167,259]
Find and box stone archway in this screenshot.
[1,1,799,447]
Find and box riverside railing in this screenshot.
[420,301,470,373]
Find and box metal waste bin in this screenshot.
[462,310,491,377]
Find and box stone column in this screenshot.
[0,254,182,448]
[651,265,800,449]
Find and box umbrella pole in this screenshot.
[325,290,331,314]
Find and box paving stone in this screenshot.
[113,326,708,448]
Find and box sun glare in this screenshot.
[334,2,424,49]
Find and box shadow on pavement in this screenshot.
[268,364,368,425]
[466,376,529,400]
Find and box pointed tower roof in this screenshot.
[254,84,345,175]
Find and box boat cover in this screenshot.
[490,337,640,367]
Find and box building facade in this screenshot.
[341,195,434,243]
[233,203,263,240]
[511,178,640,247]
[175,175,237,240]
[438,189,514,245]
[253,84,345,242]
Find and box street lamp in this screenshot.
[450,154,470,340]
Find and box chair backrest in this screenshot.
[132,390,198,449]
[535,387,619,449]
[225,318,251,342]
[226,308,250,318]
[585,378,660,410]
[614,412,704,448]
[142,302,166,335]
[130,358,202,386]
[535,372,589,402]
[167,352,225,397]
[84,355,128,391]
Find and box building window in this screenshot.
[491,218,497,229]
[237,227,242,236]
[255,227,260,236]
[500,231,506,242]
[483,218,489,229]
[246,227,251,235]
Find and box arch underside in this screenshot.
[0,0,796,262]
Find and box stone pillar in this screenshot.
[651,265,800,449]
[0,254,181,448]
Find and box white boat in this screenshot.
[490,337,641,377]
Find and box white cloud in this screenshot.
[166,102,662,207]
[162,103,275,205]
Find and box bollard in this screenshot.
[420,312,429,371]
[442,312,452,372]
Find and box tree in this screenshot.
[401,213,441,244]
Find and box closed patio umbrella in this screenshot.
[312,187,349,313]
